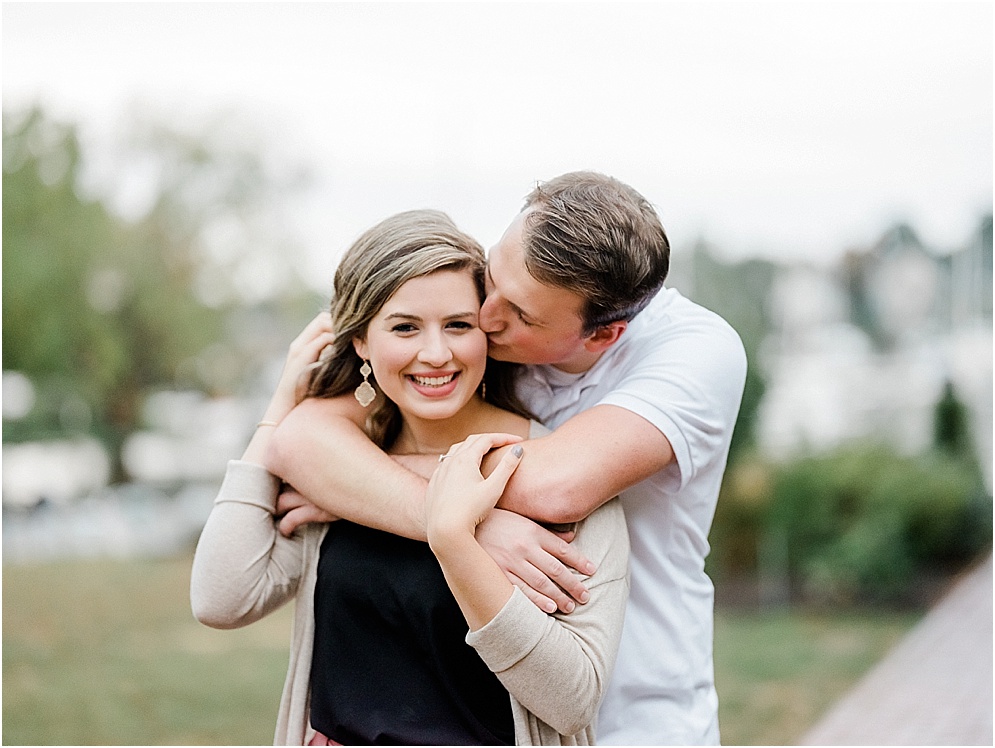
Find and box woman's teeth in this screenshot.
[411,373,456,387]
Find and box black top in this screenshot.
[309,521,515,746]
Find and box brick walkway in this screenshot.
[800,554,993,746]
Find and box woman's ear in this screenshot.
[352,337,369,360]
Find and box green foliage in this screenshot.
[3,111,124,437]
[708,457,775,578]
[3,109,224,451]
[765,444,991,604]
[933,380,974,459]
[710,439,991,605]
[3,106,314,477]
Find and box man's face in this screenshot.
[480,211,595,373]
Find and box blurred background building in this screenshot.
[758,219,993,488]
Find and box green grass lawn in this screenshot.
[3,555,918,745]
[713,608,916,745]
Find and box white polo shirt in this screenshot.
[516,287,747,745]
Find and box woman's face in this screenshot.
[354,269,487,422]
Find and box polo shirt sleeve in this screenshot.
[599,308,747,491]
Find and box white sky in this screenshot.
[3,1,992,277]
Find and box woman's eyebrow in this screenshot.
[383,312,422,322]
[383,311,477,321]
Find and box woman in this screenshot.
[190,210,629,745]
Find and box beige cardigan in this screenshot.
[190,456,629,745]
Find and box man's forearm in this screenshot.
[483,441,603,525]
[264,397,429,540]
[483,404,675,525]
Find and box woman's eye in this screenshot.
[446,321,473,331]
[391,323,417,333]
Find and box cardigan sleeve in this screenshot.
[466,498,630,737]
[190,460,307,629]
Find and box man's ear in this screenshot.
[583,320,628,354]
[352,337,369,360]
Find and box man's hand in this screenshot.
[274,488,338,537]
[475,508,596,614]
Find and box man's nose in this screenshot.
[479,295,504,334]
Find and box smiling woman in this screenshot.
[354,270,489,442]
[189,208,631,745]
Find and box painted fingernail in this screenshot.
[512,445,523,457]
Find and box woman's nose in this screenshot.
[417,332,453,366]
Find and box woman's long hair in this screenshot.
[304,209,532,449]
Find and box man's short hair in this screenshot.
[521,171,670,333]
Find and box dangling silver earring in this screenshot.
[355,359,376,407]
[480,379,487,402]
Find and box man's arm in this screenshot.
[482,404,675,524]
[264,395,430,541]
[265,394,596,613]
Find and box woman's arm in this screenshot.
[467,535,628,736]
[191,312,335,627]
[190,461,308,628]
[425,435,629,736]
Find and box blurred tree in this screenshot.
[3,107,315,480]
[3,109,135,447]
[933,380,973,459]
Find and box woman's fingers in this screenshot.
[290,313,335,358]
[485,443,524,490]
[259,314,338,425]
[299,311,333,339]
[440,433,524,466]
[427,434,526,535]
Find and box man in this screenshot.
[266,172,747,744]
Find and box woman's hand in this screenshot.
[262,311,336,426]
[425,433,526,631]
[425,433,524,547]
[241,312,334,466]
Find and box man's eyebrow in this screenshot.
[486,264,541,324]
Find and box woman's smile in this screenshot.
[407,370,461,397]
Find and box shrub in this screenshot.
[764,444,991,604]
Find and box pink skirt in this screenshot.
[307,730,342,746]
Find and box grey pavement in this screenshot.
[800,553,993,746]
